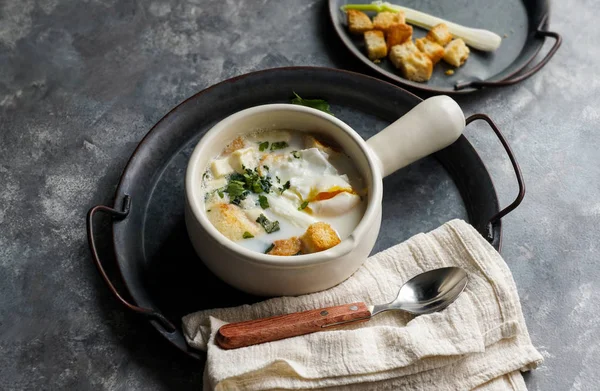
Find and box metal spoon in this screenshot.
[216,267,469,349]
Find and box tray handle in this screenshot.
[86,195,176,333]
[465,114,525,239]
[455,17,562,90]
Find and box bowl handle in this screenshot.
[366,96,466,178]
[86,195,176,333]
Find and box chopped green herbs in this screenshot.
[259,141,269,151]
[263,165,269,171]
[217,189,224,198]
[279,180,291,194]
[224,168,272,206]
[256,214,280,234]
[258,195,269,209]
[292,151,301,159]
[270,141,289,151]
[298,201,309,210]
[242,231,254,239]
[264,243,275,253]
[276,176,281,183]
[290,92,334,116]
[226,180,246,198]
[230,194,247,206]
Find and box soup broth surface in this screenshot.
[200,130,367,255]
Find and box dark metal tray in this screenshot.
[329,0,561,93]
[87,67,524,360]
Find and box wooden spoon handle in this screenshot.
[216,302,371,349]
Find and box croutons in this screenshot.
[415,37,445,64]
[300,222,341,254]
[372,11,405,31]
[389,41,433,82]
[229,147,258,173]
[443,38,470,67]
[268,237,302,256]
[385,24,413,49]
[257,153,286,176]
[364,30,387,61]
[207,203,261,241]
[205,177,227,191]
[346,10,373,34]
[222,137,245,154]
[426,23,453,46]
[210,157,234,178]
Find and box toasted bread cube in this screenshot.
[415,37,445,64]
[364,30,387,61]
[210,158,234,178]
[443,38,470,67]
[386,24,412,49]
[268,237,302,256]
[207,203,261,241]
[257,153,286,176]
[389,42,433,82]
[426,23,453,46]
[222,136,245,154]
[372,11,405,31]
[229,147,258,173]
[205,177,227,191]
[346,10,373,34]
[389,39,419,58]
[300,222,341,254]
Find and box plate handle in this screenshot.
[455,18,562,90]
[86,195,176,333]
[465,114,525,241]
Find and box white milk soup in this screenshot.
[200,130,367,256]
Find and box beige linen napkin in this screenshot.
[182,219,543,391]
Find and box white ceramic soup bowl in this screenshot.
[185,96,465,296]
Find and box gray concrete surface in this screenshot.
[1,0,598,390]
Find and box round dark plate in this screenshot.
[329,0,561,93]
[87,67,523,360]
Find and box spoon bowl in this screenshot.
[371,267,469,316]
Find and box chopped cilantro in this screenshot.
[229,172,246,182]
[298,201,309,210]
[279,180,291,194]
[264,243,275,254]
[259,195,269,209]
[224,169,272,206]
[256,214,280,234]
[242,231,254,239]
[270,141,289,151]
[226,180,246,198]
[258,141,269,151]
[230,192,248,206]
[276,176,281,183]
[292,151,301,159]
[263,165,269,171]
[217,189,224,198]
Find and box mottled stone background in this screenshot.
[1,0,598,390]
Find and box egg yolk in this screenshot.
[312,186,355,201]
